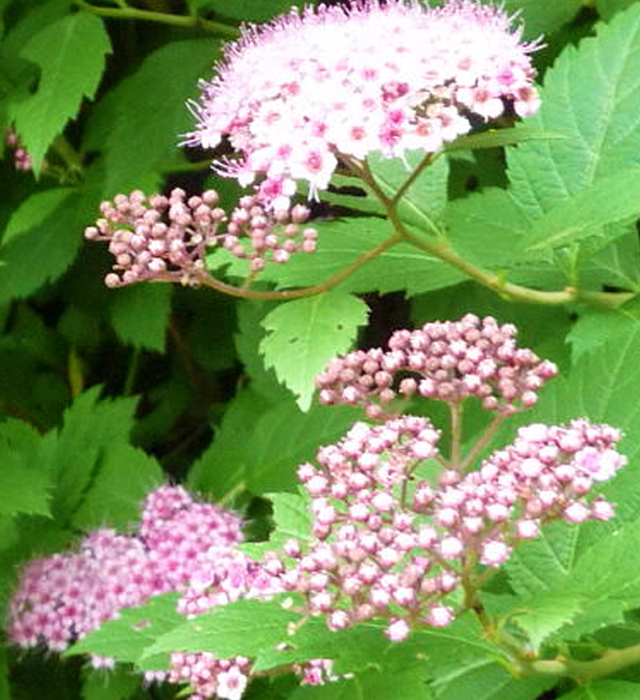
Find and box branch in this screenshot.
[73,0,240,37]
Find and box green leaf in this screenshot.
[523,166,640,251]
[69,593,182,671]
[507,3,640,217]
[142,599,301,660]
[86,39,219,194]
[1,188,71,245]
[109,284,172,352]
[0,188,84,300]
[70,441,163,532]
[566,299,640,363]
[505,522,582,597]
[558,680,640,700]
[260,292,369,411]
[368,150,449,231]
[512,518,640,647]
[0,419,52,517]
[418,616,553,700]
[209,217,466,296]
[14,13,111,171]
[290,663,432,700]
[48,387,163,529]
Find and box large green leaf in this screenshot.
[523,166,640,251]
[14,13,111,171]
[368,150,449,231]
[512,517,640,648]
[260,291,369,411]
[142,599,300,660]
[507,4,640,216]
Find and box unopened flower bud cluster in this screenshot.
[84,188,317,287]
[316,314,558,419]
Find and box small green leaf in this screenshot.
[2,188,71,245]
[260,292,369,411]
[523,166,640,251]
[14,13,111,171]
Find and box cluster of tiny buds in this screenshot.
[84,188,317,287]
[316,314,558,419]
[4,127,32,171]
[278,412,625,643]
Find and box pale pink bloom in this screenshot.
[187,0,540,207]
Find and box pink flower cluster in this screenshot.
[187,0,540,208]
[7,486,243,653]
[316,314,558,419]
[278,413,625,642]
[6,485,328,700]
[84,188,317,287]
[4,127,32,171]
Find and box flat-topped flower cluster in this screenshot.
[188,0,540,209]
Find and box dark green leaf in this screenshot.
[0,419,52,516]
[109,284,172,352]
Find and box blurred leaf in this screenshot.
[558,680,640,699]
[501,0,584,38]
[595,0,639,21]
[109,284,172,352]
[190,389,360,497]
[14,13,111,171]
[260,292,369,411]
[2,188,71,245]
[192,0,317,22]
[81,666,139,700]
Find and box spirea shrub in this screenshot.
[7,316,628,699]
[6,0,640,699]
